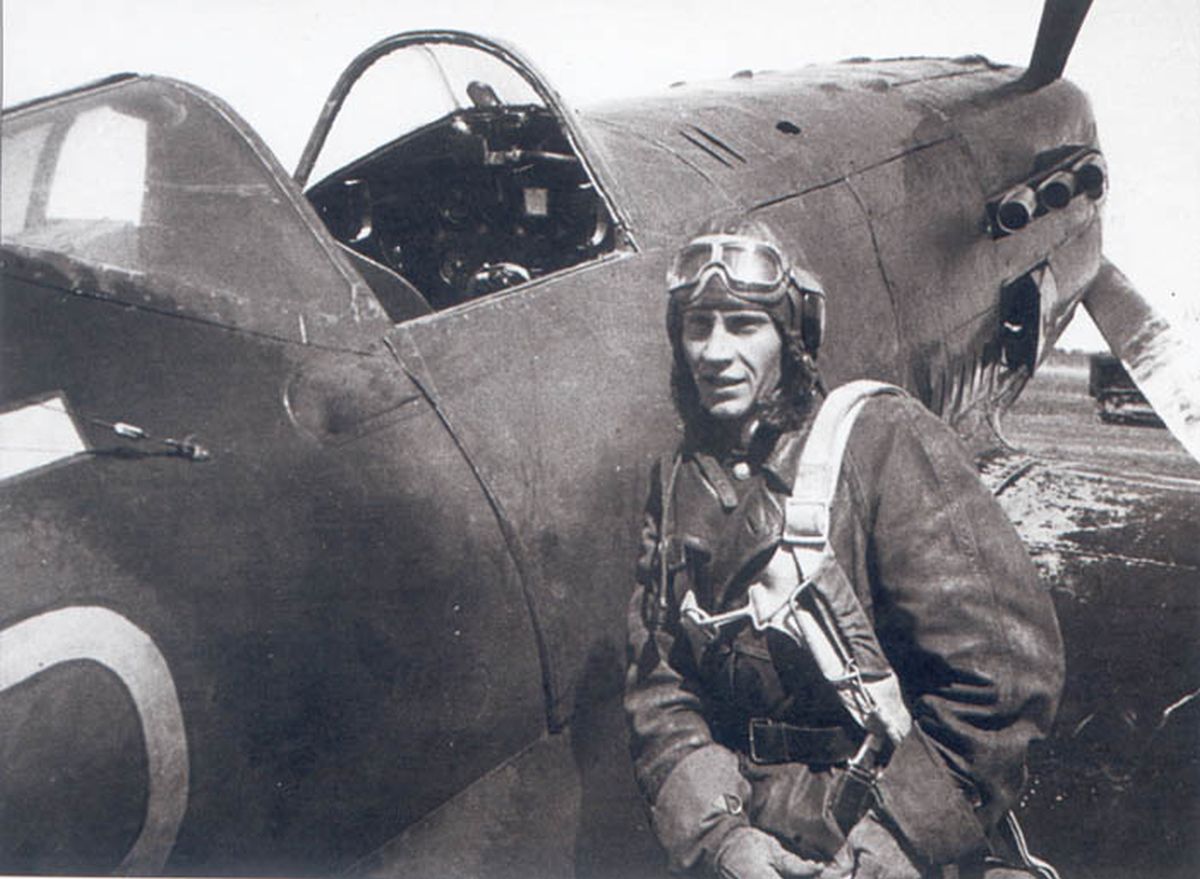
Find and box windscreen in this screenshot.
[307,43,542,187]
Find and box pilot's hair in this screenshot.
[666,211,822,445]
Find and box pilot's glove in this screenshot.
[824,811,922,879]
[713,826,827,879]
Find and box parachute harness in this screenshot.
[679,380,913,750]
[673,381,1061,875]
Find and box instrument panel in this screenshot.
[307,104,614,315]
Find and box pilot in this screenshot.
[624,213,1064,879]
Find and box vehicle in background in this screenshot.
[1088,352,1165,426]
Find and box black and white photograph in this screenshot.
[2,1,1197,877]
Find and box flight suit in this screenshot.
[625,393,1064,875]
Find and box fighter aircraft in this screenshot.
[1,0,1196,875]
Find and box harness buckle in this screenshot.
[782,497,829,546]
[679,590,756,632]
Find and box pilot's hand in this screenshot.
[823,811,921,879]
[714,827,826,879]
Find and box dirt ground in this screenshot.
[993,350,1199,879]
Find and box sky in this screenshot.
[4,0,1198,350]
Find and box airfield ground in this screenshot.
[996,349,1198,879]
[1006,349,1198,481]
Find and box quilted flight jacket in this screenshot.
[624,392,1064,874]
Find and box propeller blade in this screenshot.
[1083,259,1200,463]
[1019,0,1095,90]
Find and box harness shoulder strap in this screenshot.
[777,381,914,745]
[775,385,1060,875]
[782,380,907,570]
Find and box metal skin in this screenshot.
[1,8,1196,879]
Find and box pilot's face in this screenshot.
[681,305,783,422]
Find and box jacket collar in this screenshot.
[760,430,806,494]
[681,416,814,504]
[760,401,819,493]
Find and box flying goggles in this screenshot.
[667,234,824,305]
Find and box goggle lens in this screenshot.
[669,242,724,290]
[723,242,784,288]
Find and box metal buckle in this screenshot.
[782,497,829,546]
[748,719,768,764]
[679,590,754,632]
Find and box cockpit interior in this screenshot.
[305,71,617,322]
